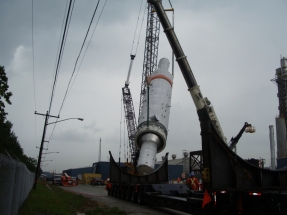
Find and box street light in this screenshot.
[41,160,52,162]
[33,111,83,189]
[47,118,84,125]
[42,152,59,154]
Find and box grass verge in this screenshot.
[18,183,126,215]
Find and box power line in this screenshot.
[48,0,74,114]
[47,0,106,146]
[58,0,101,115]
[32,0,38,149]
[66,0,108,102]
[49,0,69,111]
[45,0,74,151]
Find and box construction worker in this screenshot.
[186,172,199,190]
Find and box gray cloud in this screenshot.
[1,0,286,172]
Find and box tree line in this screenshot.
[0,65,37,172]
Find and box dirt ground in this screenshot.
[60,184,190,215]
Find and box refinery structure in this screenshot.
[272,57,287,169]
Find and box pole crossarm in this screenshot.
[34,111,59,118]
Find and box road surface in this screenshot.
[60,184,190,215]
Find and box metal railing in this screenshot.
[0,154,35,215]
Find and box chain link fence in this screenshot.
[0,153,35,215]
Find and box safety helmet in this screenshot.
[189,172,195,177]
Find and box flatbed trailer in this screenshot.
[107,1,287,214]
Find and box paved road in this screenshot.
[60,184,190,215]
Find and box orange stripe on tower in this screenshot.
[147,74,173,86]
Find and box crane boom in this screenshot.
[148,0,226,143]
[138,3,160,121]
[122,55,138,159]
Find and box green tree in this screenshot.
[0,65,12,117]
[0,65,37,172]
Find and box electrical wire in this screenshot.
[46,0,75,150]
[32,0,36,112]
[67,0,108,100]
[46,0,107,143]
[32,0,38,149]
[49,0,69,111]
[48,0,74,115]
[58,0,101,115]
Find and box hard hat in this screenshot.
[189,172,195,177]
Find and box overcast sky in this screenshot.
[1,0,287,173]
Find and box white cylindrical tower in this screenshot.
[136,58,173,175]
[269,125,276,170]
[276,117,287,159]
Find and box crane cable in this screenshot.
[134,2,148,56]
[130,0,145,55]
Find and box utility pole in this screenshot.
[33,111,59,189]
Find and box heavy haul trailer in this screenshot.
[108,1,287,214]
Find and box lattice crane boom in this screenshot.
[122,55,138,159]
[138,3,160,121]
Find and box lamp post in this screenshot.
[33,111,83,189]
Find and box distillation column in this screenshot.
[269,125,276,170]
[136,58,173,175]
[273,58,287,160]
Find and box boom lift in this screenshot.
[229,122,256,151]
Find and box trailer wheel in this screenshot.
[131,191,138,203]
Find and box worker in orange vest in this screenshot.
[186,172,199,190]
